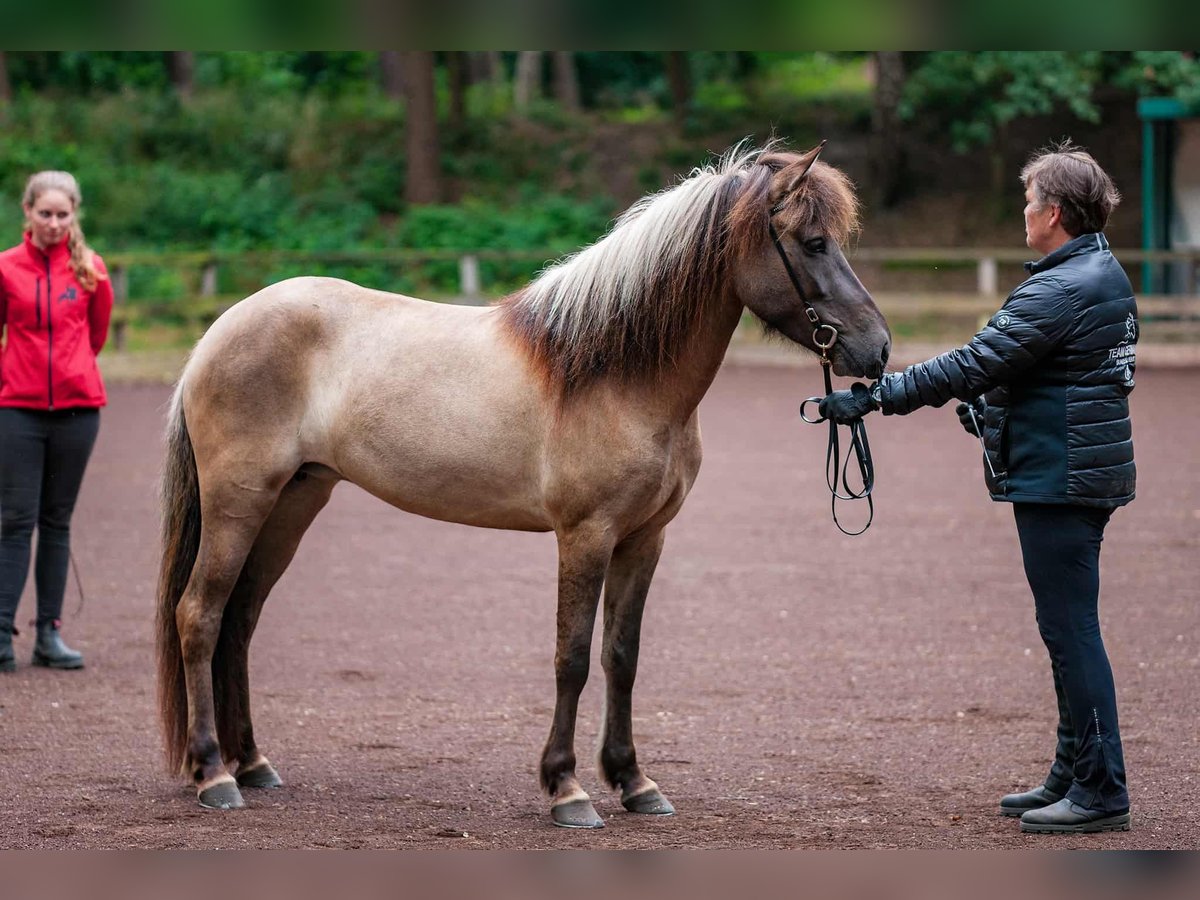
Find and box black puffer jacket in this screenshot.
[877,233,1137,508]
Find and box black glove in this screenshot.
[955,397,985,437]
[818,382,879,424]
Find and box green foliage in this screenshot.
[900,52,1105,152]
[1115,52,1200,106]
[754,52,871,103]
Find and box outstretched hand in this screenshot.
[818,382,879,424]
[955,397,985,437]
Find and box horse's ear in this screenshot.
[769,140,826,205]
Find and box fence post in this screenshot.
[977,256,998,296]
[201,260,218,297]
[459,254,481,301]
[111,264,129,351]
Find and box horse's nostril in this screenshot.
[879,343,891,370]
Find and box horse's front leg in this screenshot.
[541,525,613,828]
[599,527,675,816]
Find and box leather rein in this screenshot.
[767,217,876,536]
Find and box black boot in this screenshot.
[1020,798,1131,833]
[32,620,84,670]
[999,785,1064,817]
[0,624,14,673]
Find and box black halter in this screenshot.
[767,216,875,536]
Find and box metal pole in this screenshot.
[1142,119,1156,295]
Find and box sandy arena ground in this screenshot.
[1,365,1197,848]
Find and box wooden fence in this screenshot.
[105,247,1200,350]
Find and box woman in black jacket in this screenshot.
[821,142,1135,834]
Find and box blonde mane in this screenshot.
[499,144,859,395]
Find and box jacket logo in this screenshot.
[996,313,1011,328]
[57,286,78,303]
[1124,312,1137,343]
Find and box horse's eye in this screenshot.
[804,237,827,254]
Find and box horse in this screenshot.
[156,141,891,829]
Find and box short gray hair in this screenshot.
[1020,141,1120,236]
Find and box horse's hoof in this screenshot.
[198,777,245,810]
[237,761,283,789]
[551,798,605,829]
[622,787,675,816]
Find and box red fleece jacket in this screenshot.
[0,232,113,409]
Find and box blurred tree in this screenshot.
[0,51,9,104]
[167,52,195,99]
[869,51,907,208]
[446,52,467,127]
[400,51,440,205]
[466,51,506,110]
[664,52,692,123]
[514,51,542,111]
[473,51,504,87]
[379,51,403,100]
[552,52,581,113]
[574,52,664,108]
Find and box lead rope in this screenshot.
[768,220,876,536]
[801,353,875,535]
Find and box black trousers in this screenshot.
[0,408,100,630]
[1013,502,1128,814]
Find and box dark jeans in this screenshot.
[0,407,100,630]
[1013,502,1128,814]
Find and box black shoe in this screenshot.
[0,625,14,673]
[31,620,84,670]
[1020,798,1131,833]
[999,785,1064,817]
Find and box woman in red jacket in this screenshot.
[0,171,113,671]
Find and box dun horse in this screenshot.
[157,143,891,828]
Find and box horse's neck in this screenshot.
[638,292,744,422]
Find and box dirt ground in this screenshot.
[1,364,1197,849]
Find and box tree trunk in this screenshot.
[446,52,467,127]
[552,51,581,113]
[514,51,542,111]
[869,51,907,209]
[664,52,692,123]
[400,51,441,205]
[167,51,194,99]
[0,52,10,105]
[379,51,404,100]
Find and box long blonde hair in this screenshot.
[23,170,106,292]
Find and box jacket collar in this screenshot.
[22,230,70,265]
[1025,232,1109,275]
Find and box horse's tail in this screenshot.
[157,383,201,774]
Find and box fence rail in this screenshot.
[105,247,1200,350]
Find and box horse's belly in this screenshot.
[345,457,553,532]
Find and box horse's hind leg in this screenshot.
[541,523,614,829]
[178,475,283,810]
[225,469,338,789]
[598,527,674,816]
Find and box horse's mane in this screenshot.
[498,143,860,395]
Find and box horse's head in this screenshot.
[730,144,891,378]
